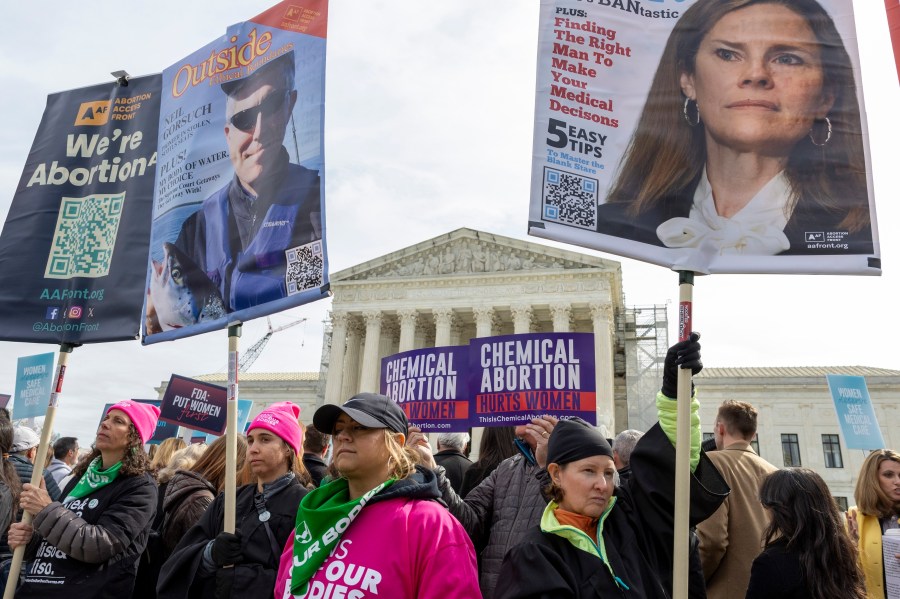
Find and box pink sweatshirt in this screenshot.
[275,496,481,599]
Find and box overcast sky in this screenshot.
[0,0,896,445]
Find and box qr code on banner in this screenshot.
[285,240,324,295]
[44,193,125,279]
[541,167,599,230]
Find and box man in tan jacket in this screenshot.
[697,400,778,599]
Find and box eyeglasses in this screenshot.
[229,89,291,132]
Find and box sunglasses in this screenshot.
[229,89,291,132]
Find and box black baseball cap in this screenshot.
[314,393,408,436]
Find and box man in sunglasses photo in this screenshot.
[146,50,322,333]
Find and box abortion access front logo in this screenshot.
[75,101,111,126]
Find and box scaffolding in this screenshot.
[619,305,669,433]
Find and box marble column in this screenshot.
[340,318,364,401]
[397,309,418,353]
[549,302,572,333]
[324,311,349,406]
[511,304,533,335]
[433,308,455,347]
[473,306,495,338]
[590,302,616,437]
[376,320,399,390]
[359,311,383,393]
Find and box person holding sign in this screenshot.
[493,334,729,599]
[847,449,900,599]
[273,392,480,599]
[7,400,160,598]
[157,402,308,599]
[597,0,872,256]
[746,468,867,598]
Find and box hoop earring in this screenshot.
[683,97,700,127]
[809,116,832,146]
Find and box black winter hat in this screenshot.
[547,419,613,465]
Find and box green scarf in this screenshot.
[290,477,394,595]
[66,457,122,500]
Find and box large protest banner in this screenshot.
[826,374,885,450]
[144,1,329,343]
[470,332,596,426]
[0,76,162,343]
[381,347,469,432]
[13,353,55,420]
[159,375,228,435]
[527,0,879,275]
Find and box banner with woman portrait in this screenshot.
[143,0,330,343]
[528,0,880,275]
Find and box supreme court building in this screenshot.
[321,227,626,437]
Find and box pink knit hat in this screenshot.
[106,400,161,445]
[247,402,302,454]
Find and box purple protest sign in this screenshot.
[381,346,469,432]
[0,394,10,409]
[469,332,596,426]
[159,375,227,435]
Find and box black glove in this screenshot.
[211,531,243,567]
[661,332,702,398]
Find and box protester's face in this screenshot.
[224,69,297,193]
[877,459,900,502]
[552,455,616,519]
[332,414,390,479]
[247,428,290,483]
[95,409,132,454]
[680,4,833,156]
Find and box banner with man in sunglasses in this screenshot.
[143,0,329,343]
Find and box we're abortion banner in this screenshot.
[826,374,885,450]
[528,0,879,275]
[380,332,596,429]
[0,75,162,343]
[159,375,228,435]
[13,352,55,420]
[381,347,468,432]
[143,1,330,344]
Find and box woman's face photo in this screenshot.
[552,455,616,519]
[331,413,390,478]
[95,409,132,453]
[247,428,290,480]
[680,3,834,156]
[877,459,900,503]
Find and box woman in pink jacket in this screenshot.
[275,393,480,599]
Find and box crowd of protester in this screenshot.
[0,334,896,598]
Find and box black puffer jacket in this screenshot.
[157,476,306,599]
[161,470,216,556]
[17,472,158,598]
[438,448,550,598]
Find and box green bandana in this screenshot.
[290,477,394,595]
[66,457,122,500]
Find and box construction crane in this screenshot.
[239,317,306,371]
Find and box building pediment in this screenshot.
[332,228,620,282]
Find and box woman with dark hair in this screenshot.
[274,392,479,598]
[747,468,867,598]
[598,0,871,256]
[847,449,900,599]
[7,400,160,598]
[157,402,309,599]
[0,409,20,539]
[460,426,517,498]
[160,435,248,556]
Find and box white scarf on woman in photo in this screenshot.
[657,168,793,255]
